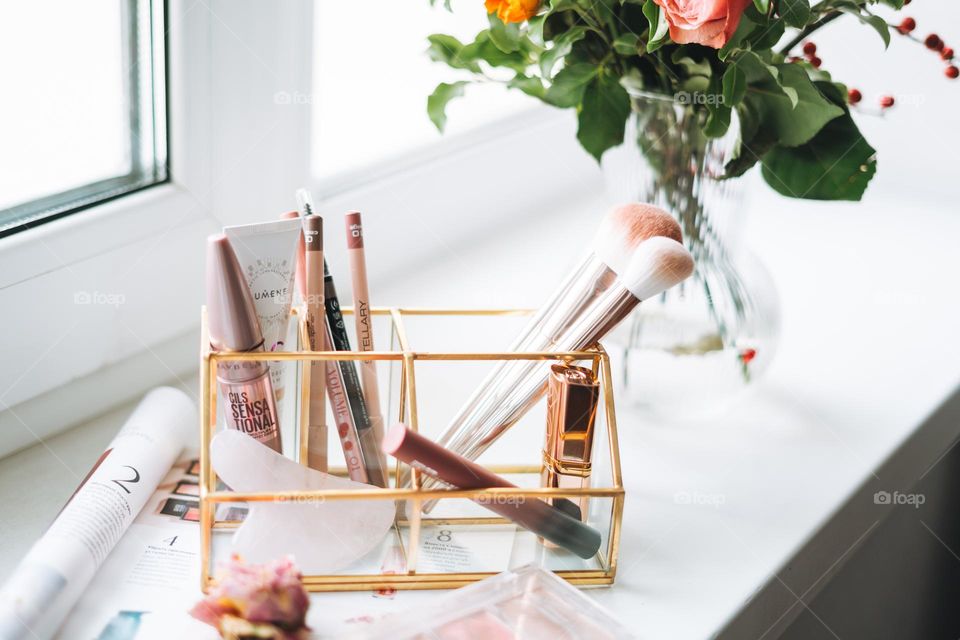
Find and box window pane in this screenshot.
[312,0,531,180]
[0,0,167,235]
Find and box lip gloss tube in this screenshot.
[542,364,599,530]
[383,423,602,560]
[206,234,282,453]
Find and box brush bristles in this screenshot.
[592,203,682,275]
[621,236,694,300]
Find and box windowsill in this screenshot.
[2,185,959,636]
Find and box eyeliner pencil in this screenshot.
[345,211,387,470]
[302,214,327,472]
[323,260,387,488]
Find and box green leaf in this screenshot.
[427,81,467,131]
[840,8,891,48]
[426,34,481,73]
[613,32,641,55]
[761,104,876,200]
[747,63,844,147]
[719,13,756,60]
[577,72,631,161]
[508,74,547,99]
[679,75,711,93]
[642,0,670,52]
[545,63,598,107]
[722,65,747,106]
[428,0,453,10]
[539,26,587,77]
[673,49,712,78]
[527,15,546,45]
[703,75,731,138]
[546,0,579,12]
[488,12,522,53]
[753,0,770,13]
[878,0,904,8]
[750,17,785,50]
[704,104,732,138]
[461,31,529,72]
[731,50,777,84]
[779,0,811,28]
[724,99,777,178]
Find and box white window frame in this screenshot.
[0,0,600,457]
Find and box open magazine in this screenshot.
[55,451,240,640]
[0,388,211,640]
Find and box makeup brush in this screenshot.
[402,203,682,498]
[512,203,681,352]
[435,204,682,459]
[420,235,693,510]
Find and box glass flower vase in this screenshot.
[602,92,780,417]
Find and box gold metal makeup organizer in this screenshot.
[198,307,625,592]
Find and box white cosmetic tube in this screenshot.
[223,218,301,415]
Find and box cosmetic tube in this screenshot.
[542,364,599,528]
[303,215,327,471]
[207,234,282,452]
[383,424,602,559]
[223,218,301,411]
[324,260,388,488]
[345,211,387,471]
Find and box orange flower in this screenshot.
[485,0,540,23]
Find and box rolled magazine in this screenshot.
[0,387,195,640]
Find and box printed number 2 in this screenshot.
[111,465,141,494]
[436,530,452,543]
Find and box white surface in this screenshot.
[2,183,959,638]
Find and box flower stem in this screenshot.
[779,11,843,55]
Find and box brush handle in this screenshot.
[398,255,614,492]
[418,286,638,512]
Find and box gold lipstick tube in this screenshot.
[542,364,599,525]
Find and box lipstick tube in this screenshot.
[383,423,602,560]
[542,364,599,525]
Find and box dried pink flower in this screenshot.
[190,555,310,640]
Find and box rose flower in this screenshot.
[653,0,752,48]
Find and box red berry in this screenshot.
[810,56,822,68]
[802,41,817,56]
[898,17,916,34]
[947,66,959,79]
[879,95,895,108]
[739,348,757,364]
[942,47,955,60]
[925,34,942,50]
[904,0,911,4]
[847,88,862,104]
